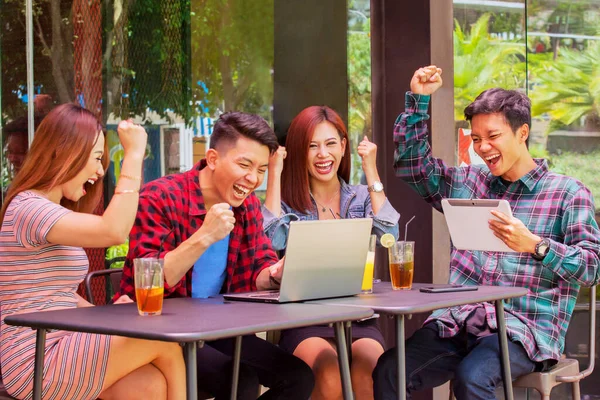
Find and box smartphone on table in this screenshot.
[419,284,478,293]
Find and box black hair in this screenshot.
[464,88,531,133]
[210,112,278,154]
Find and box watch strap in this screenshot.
[368,181,383,193]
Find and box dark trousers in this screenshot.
[196,335,314,400]
[372,324,538,400]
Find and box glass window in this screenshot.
[348,0,371,185]
[527,1,600,216]
[452,0,600,222]
[453,0,526,166]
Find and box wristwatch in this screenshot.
[532,238,550,261]
[367,181,384,193]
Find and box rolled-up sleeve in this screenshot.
[261,204,300,251]
[371,197,401,240]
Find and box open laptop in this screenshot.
[224,218,373,303]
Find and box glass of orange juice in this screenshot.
[133,258,164,316]
[361,235,377,294]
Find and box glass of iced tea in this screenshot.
[133,258,164,316]
[388,241,415,290]
[361,235,377,294]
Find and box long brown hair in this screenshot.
[281,106,351,212]
[0,103,108,224]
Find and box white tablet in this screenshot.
[441,199,516,252]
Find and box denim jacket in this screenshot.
[262,179,400,251]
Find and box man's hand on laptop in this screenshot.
[269,257,285,288]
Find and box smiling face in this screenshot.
[307,121,346,184]
[470,112,532,181]
[60,132,105,202]
[209,136,270,207]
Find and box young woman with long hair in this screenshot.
[262,105,400,400]
[0,103,186,400]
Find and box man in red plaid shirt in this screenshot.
[118,112,314,399]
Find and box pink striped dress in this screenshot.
[0,191,111,400]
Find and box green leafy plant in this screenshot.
[530,40,600,131]
[106,240,129,269]
[454,14,526,121]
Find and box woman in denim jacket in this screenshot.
[262,105,400,400]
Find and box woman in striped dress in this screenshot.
[0,104,186,400]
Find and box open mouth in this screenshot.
[82,178,96,196]
[233,183,251,199]
[484,154,501,167]
[314,161,334,175]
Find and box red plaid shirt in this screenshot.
[118,160,277,300]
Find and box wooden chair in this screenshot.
[513,285,597,400]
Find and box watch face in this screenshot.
[372,181,384,192]
[537,240,550,256]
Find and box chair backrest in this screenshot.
[557,285,596,383]
[84,268,123,305]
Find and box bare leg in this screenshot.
[99,364,167,400]
[101,337,186,400]
[293,337,343,400]
[350,339,384,400]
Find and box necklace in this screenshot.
[313,191,339,213]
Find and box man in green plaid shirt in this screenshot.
[373,66,600,400]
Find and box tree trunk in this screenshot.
[50,0,73,103]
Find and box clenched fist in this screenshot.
[117,120,147,158]
[196,203,236,246]
[269,146,287,177]
[357,136,377,175]
[410,65,443,96]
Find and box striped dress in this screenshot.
[0,191,111,400]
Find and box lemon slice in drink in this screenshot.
[380,233,396,248]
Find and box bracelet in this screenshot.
[114,189,139,195]
[119,174,142,181]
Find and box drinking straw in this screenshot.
[404,215,415,242]
[142,227,173,310]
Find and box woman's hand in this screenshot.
[269,146,287,177]
[358,136,378,176]
[117,120,148,159]
[113,294,134,304]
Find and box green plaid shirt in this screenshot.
[394,92,600,362]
